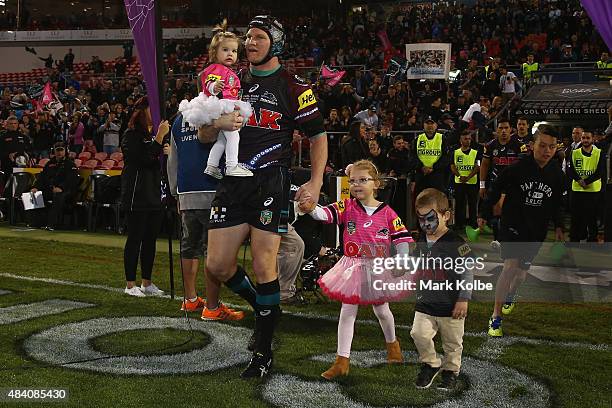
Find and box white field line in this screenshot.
[0,272,608,353]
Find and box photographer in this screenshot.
[120,96,169,297]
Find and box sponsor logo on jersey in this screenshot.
[249,84,260,93]
[264,197,274,207]
[246,109,282,130]
[376,228,389,239]
[261,91,278,106]
[207,74,222,83]
[297,89,316,111]
[347,221,356,235]
[457,243,472,256]
[392,217,404,231]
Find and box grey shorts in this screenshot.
[180,209,211,259]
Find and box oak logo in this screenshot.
[247,109,282,130]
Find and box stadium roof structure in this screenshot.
[516,82,612,125]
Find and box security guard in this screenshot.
[596,52,612,80]
[522,53,539,87]
[567,131,605,242]
[410,115,450,198]
[450,130,481,228]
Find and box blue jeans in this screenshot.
[103,145,118,155]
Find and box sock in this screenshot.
[224,265,257,310]
[337,303,358,358]
[254,279,281,355]
[505,290,517,304]
[372,303,396,343]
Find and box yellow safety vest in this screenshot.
[596,60,612,78]
[522,62,539,79]
[453,148,478,184]
[416,132,443,168]
[572,146,601,192]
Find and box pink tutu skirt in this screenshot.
[317,256,413,305]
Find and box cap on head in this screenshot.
[248,15,285,64]
[424,115,435,123]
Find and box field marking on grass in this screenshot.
[23,317,252,375]
[0,289,12,296]
[1,272,608,355]
[0,299,95,325]
[262,351,551,408]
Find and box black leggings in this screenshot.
[124,210,162,282]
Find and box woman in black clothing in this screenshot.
[120,96,170,297]
[340,121,369,169]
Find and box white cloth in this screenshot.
[462,102,481,123]
[178,92,252,128]
[337,303,396,358]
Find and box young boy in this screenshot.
[410,188,474,391]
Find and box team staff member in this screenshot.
[120,97,168,297]
[479,125,566,337]
[30,142,79,230]
[409,115,450,198]
[450,131,481,229]
[566,130,605,242]
[167,113,244,320]
[198,15,328,378]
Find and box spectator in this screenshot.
[68,113,85,154]
[387,135,410,177]
[63,48,75,72]
[340,121,369,169]
[499,65,518,105]
[353,105,379,128]
[31,117,55,159]
[560,44,578,63]
[39,53,54,69]
[100,111,121,155]
[339,106,353,131]
[30,142,79,230]
[368,138,388,173]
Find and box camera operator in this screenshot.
[120,96,169,297]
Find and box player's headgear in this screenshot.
[248,15,285,65]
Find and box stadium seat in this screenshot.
[101,160,116,169]
[80,159,99,169]
[37,158,50,168]
[109,152,123,162]
[74,159,82,167]
[94,152,108,162]
[78,152,92,161]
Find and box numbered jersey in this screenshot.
[238,67,325,170]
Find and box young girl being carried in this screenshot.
[179,21,253,178]
[299,160,414,380]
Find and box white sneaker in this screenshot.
[141,283,164,296]
[124,286,145,297]
[490,240,501,250]
[204,165,223,179]
[225,164,253,177]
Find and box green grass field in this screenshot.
[0,225,610,407]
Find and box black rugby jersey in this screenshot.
[483,138,525,182]
[238,67,325,170]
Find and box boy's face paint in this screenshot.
[417,209,439,234]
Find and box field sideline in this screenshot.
[0,225,610,408]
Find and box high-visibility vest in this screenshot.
[453,148,478,184]
[572,146,601,192]
[416,132,443,168]
[596,60,612,78]
[522,62,539,79]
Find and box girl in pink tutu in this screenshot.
[179,22,253,178]
[299,159,414,380]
